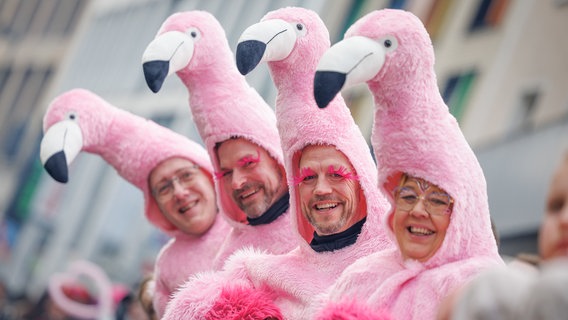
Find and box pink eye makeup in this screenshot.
[328,165,358,180]
[293,167,316,185]
[237,150,260,167]
[214,170,230,180]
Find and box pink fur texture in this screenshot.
[152,11,284,227]
[153,214,229,317]
[147,11,298,269]
[205,285,283,320]
[316,299,392,320]
[312,9,504,319]
[259,7,391,251]
[42,89,231,318]
[42,89,215,234]
[162,8,393,320]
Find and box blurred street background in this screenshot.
[0,0,567,315]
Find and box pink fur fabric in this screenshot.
[147,11,298,268]
[42,89,231,318]
[260,7,391,251]
[151,11,285,227]
[205,285,283,320]
[42,88,215,235]
[312,9,504,319]
[153,214,229,317]
[162,8,393,320]
[316,299,392,320]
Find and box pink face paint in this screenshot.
[293,167,316,185]
[214,170,228,180]
[237,150,260,167]
[409,177,431,192]
[328,165,358,181]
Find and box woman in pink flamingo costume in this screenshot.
[40,88,231,318]
[312,9,504,319]
[141,11,298,273]
[161,7,393,319]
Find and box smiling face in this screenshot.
[296,145,366,236]
[216,138,287,219]
[149,157,217,236]
[539,155,568,261]
[390,175,452,262]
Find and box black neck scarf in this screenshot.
[310,217,366,252]
[247,192,290,226]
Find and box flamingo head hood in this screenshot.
[314,9,499,266]
[142,11,284,225]
[236,7,391,249]
[40,88,214,235]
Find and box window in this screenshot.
[441,70,477,122]
[1,66,53,161]
[0,66,12,97]
[469,0,510,32]
[387,0,407,9]
[0,0,23,37]
[423,0,453,41]
[43,0,87,36]
[508,89,540,136]
[339,0,366,39]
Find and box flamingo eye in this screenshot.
[292,22,307,37]
[186,27,201,41]
[67,112,78,121]
[379,35,398,52]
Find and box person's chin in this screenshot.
[314,218,343,235]
[243,203,267,218]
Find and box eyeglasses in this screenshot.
[152,165,201,201]
[394,185,453,216]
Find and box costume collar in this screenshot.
[310,217,366,252]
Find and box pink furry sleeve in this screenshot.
[316,299,392,320]
[205,285,283,320]
[153,276,170,318]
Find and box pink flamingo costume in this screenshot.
[312,9,504,319]
[162,7,393,319]
[40,89,231,318]
[141,11,297,271]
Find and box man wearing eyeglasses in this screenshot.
[140,11,299,272]
[161,8,392,318]
[39,89,232,319]
[149,159,218,238]
[147,155,233,318]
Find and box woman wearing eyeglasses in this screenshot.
[391,173,454,263]
[311,9,504,320]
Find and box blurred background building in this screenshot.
[0,0,566,305]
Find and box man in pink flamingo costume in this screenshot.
[161,7,393,319]
[141,11,298,272]
[312,9,504,319]
[40,89,231,318]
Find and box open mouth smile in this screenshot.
[407,226,435,236]
[179,200,198,214]
[313,202,339,211]
[239,188,260,200]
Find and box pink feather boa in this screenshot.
[316,299,392,320]
[205,285,283,320]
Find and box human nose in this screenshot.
[409,196,429,217]
[231,169,247,189]
[313,176,332,195]
[171,177,189,198]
